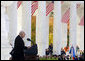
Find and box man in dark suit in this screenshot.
[61,48,66,56]
[49,43,53,55]
[11,31,28,60]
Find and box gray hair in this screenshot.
[19,31,25,35]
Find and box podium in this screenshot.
[24,44,39,60]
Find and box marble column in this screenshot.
[22,1,31,46]
[46,14,50,48]
[79,26,84,50]
[17,4,22,35]
[77,4,84,51]
[36,1,48,56]
[69,2,77,53]
[53,1,62,55]
[77,22,84,50]
[1,1,14,60]
[62,23,67,48]
[7,1,18,47]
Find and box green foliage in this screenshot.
[67,29,69,47]
[31,18,36,45]
[49,33,53,45]
[49,12,54,17]
[39,57,58,60]
[49,25,53,33]
[49,17,53,45]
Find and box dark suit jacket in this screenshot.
[11,35,27,60]
[61,50,66,55]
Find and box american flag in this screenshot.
[62,8,70,23]
[46,1,64,16]
[17,1,38,16]
[62,4,81,23]
[17,1,64,16]
[79,16,84,26]
[61,1,64,4]
[31,1,37,5]
[31,1,54,16]
[46,1,54,16]
[17,1,22,9]
[31,1,38,16]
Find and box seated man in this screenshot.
[10,31,28,60]
[49,43,53,55]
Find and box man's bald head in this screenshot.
[19,31,26,38]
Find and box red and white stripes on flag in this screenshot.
[17,1,22,9]
[62,8,70,23]
[79,16,84,26]
[31,1,38,16]
[17,1,38,15]
[46,1,64,16]
[62,4,81,23]
[31,1,54,16]
[46,2,54,16]
[31,1,37,5]
[17,1,65,16]
[61,1,64,4]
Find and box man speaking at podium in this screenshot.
[10,31,28,60]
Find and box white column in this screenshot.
[17,4,22,35]
[1,6,9,47]
[69,2,77,53]
[1,6,10,60]
[36,1,48,56]
[79,26,84,50]
[77,5,84,51]
[53,1,62,55]
[1,1,14,60]
[77,25,84,50]
[62,23,67,48]
[22,1,31,46]
[7,1,18,47]
[46,14,50,48]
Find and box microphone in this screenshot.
[27,38,35,45]
[27,38,31,41]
